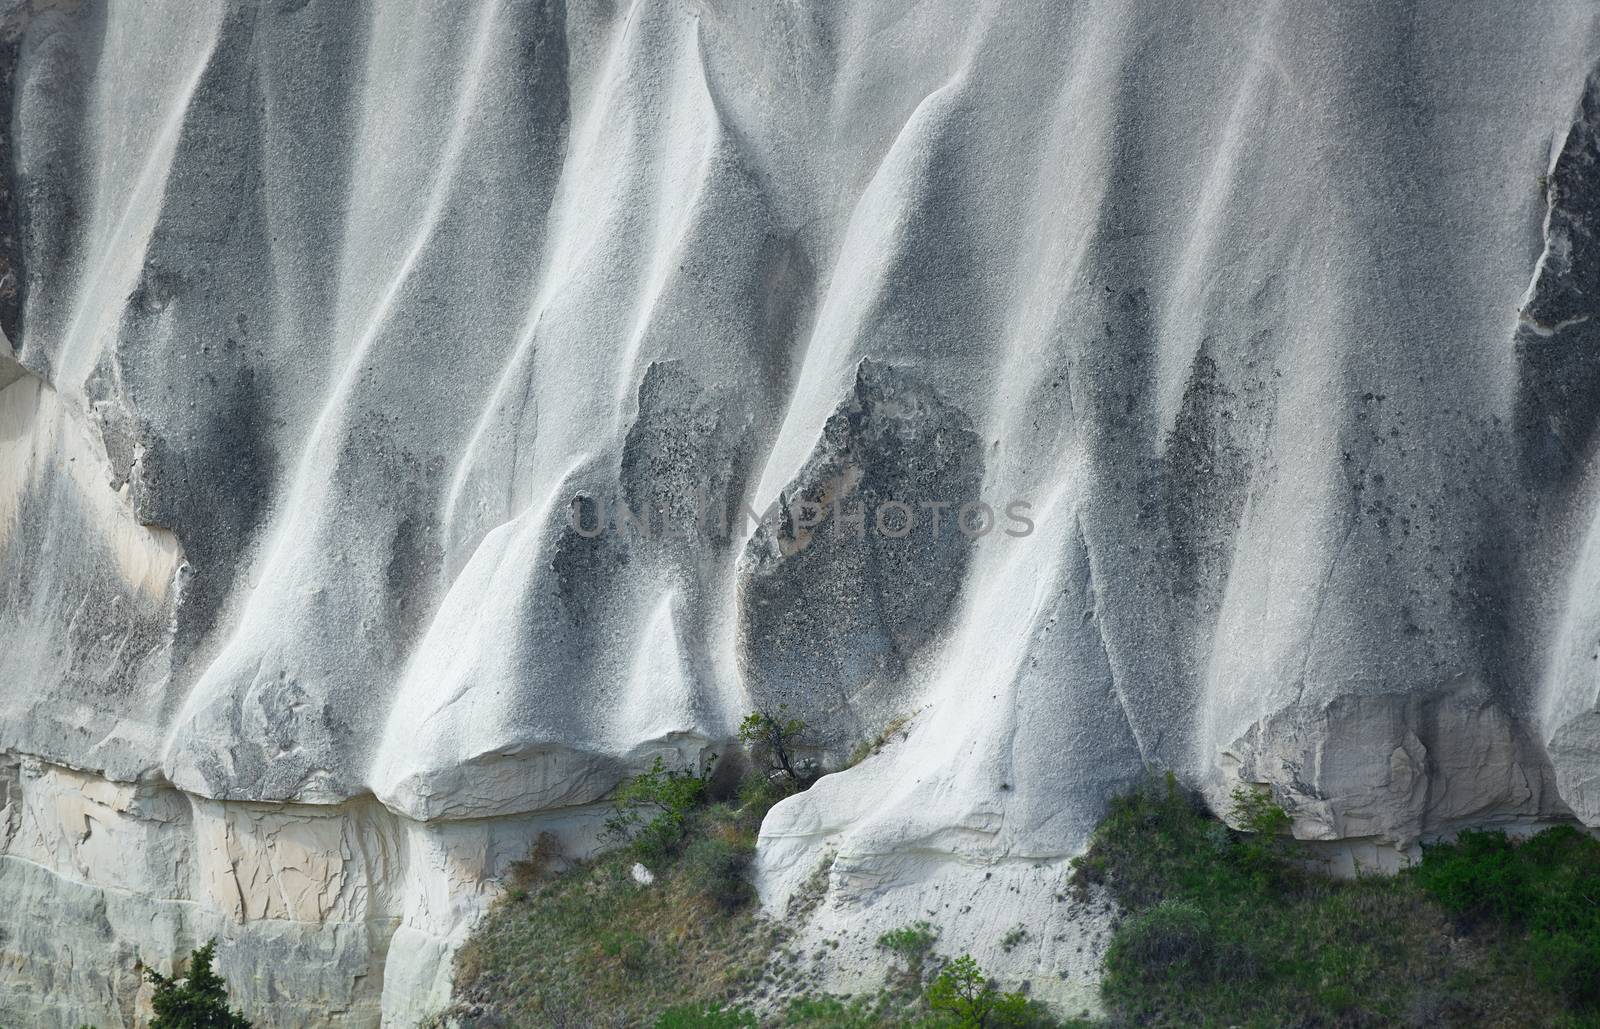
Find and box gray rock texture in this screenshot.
[3,0,1600,1023]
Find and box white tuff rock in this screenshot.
[2,0,1600,1024]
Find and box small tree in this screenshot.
[1229,783,1292,882]
[738,706,816,787]
[877,921,939,993]
[602,756,711,862]
[926,954,1056,1028]
[146,940,253,1029]
[927,955,991,1022]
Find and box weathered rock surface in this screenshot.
[3,0,1600,1023]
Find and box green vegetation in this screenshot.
[998,926,1029,954]
[442,726,1600,1029]
[924,955,1057,1028]
[877,921,940,997]
[1074,773,1600,1028]
[602,755,714,863]
[443,760,774,1025]
[146,940,253,1029]
[846,713,913,769]
[655,1003,760,1028]
[645,951,1065,1029]
[441,712,1080,1028]
[1412,826,1600,1011]
[739,707,819,788]
[878,922,939,962]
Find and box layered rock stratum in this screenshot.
[3,0,1600,1024]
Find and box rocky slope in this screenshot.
[3,0,1600,1024]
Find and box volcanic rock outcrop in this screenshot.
[3,0,1600,1024]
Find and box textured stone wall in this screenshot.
[3,0,1600,1023]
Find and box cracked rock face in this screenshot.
[4,0,1600,1024]
[738,358,986,741]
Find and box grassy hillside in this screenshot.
[1074,775,1600,1028]
[434,755,1600,1028]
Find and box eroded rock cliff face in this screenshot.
[4,0,1600,1024]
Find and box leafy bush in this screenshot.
[877,921,939,986]
[1412,829,1524,923]
[1228,783,1292,882]
[925,955,1054,1028]
[604,756,712,862]
[681,832,755,911]
[1415,825,1600,1009]
[1102,899,1214,988]
[1528,928,1600,1009]
[146,940,253,1029]
[739,707,818,787]
[736,767,792,822]
[1069,771,1224,907]
[924,956,989,1022]
[877,921,938,959]
[1081,773,1600,1027]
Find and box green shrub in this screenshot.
[739,707,818,786]
[681,833,755,911]
[925,955,1054,1028]
[1412,829,1525,924]
[877,921,938,985]
[1228,783,1292,882]
[1102,899,1214,987]
[1529,928,1599,1008]
[1083,774,1600,1027]
[146,940,253,1029]
[925,956,987,1022]
[594,927,654,972]
[877,921,938,959]
[1415,825,1600,1010]
[999,925,1029,953]
[653,1002,758,1028]
[736,767,793,823]
[604,756,712,862]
